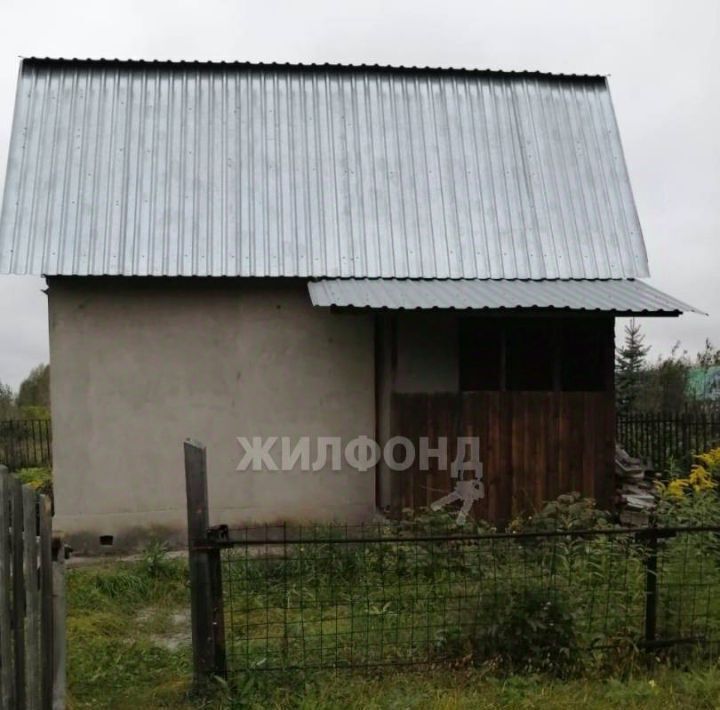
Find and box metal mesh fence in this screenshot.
[0,419,52,471]
[214,524,720,676]
[617,408,720,472]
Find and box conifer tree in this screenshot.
[616,320,649,415]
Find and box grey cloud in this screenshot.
[0,0,717,386]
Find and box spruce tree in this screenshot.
[616,320,649,415]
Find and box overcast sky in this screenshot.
[0,0,717,389]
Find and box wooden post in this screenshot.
[184,440,226,688]
[0,470,13,710]
[22,486,40,710]
[375,313,397,512]
[51,537,66,710]
[39,497,53,710]
[10,476,25,710]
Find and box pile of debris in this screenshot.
[615,445,659,526]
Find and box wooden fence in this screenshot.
[0,421,52,472]
[617,409,720,472]
[0,464,66,709]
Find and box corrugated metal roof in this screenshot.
[308,279,703,314]
[0,58,648,279]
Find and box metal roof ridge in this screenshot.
[308,277,635,282]
[20,56,608,81]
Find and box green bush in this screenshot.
[16,466,53,498]
[17,405,50,420]
[656,488,720,527]
[509,492,611,533]
[473,586,580,676]
[656,450,720,526]
[141,540,179,580]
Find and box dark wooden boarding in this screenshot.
[385,315,615,526]
[390,390,615,525]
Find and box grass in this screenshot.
[66,552,194,709]
[249,667,720,708]
[218,524,720,676]
[66,543,720,709]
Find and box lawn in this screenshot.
[66,552,720,709]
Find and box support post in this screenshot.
[184,440,226,688]
[375,313,396,512]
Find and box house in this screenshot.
[688,366,720,402]
[0,58,700,552]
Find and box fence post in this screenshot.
[9,475,26,709]
[39,496,53,710]
[184,440,226,688]
[51,537,66,710]
[643,525,658,647]
[23,486,40,710]
[0,468,13,710]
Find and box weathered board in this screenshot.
[0,465,65,709]
[390,391,615,525]
[0,474,12,709]
[23,484,40,710]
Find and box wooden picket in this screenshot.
[0,465,65,709]
[0,475,12,708]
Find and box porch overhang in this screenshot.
[308,279,704,316]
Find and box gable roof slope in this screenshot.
[0,58,648,279]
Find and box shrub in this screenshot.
[509,493,610,534]
[140,540,179,580]
[405,506,496,534]
[15,466,53,498]
[694,447,720,485]
[473,586,580,676]
[656,447,720,526]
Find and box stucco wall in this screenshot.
[48,278,376,553]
